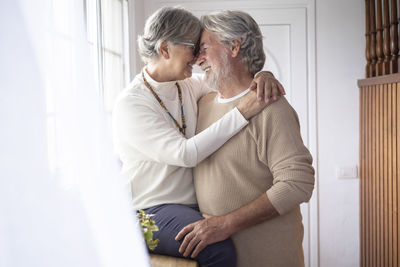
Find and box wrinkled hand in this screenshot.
[175,216,232,258]
[202,213,211,219]
[250,71,285,103]
[237,90,269,120]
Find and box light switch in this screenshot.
[336,165,358,179]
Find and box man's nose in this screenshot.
[195,53,204,66]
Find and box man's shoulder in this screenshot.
[198,91,218,106]
[252,96,300,129]
[261,96,296,117]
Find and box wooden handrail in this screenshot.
[358,73,400,86]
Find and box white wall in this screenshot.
[128,0,145,77]
[130,0,365,266]
[316,0,364,266]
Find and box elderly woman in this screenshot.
[112,6,283,267]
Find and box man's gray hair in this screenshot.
[138,6,202,63]
[201,10,265,75]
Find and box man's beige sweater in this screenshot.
[194,92,315,267]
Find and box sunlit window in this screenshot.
[46,0,129,181]
[86,0,130,123]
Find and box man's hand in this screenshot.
[175,194,279,259]
[250,71,285,103]
[175,216,232,258]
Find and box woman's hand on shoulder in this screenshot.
[237,90,268,120]
[250,71,285,104]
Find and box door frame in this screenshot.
[132,1,319,266]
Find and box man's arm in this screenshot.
[175,193,279,258]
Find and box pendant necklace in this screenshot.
[142,71,186,135]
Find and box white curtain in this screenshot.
[0,1,150,266]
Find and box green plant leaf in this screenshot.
[137,209,159,251]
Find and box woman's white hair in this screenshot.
[201,10,265,75]
[138,6,202,63]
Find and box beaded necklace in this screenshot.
[142,71,186,135]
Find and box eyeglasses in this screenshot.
[174,41,199,55]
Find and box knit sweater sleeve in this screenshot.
[257,99,315,215]
[113,94,248,168]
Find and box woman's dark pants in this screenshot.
[144,204,237,267]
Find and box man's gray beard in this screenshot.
[204,52,231,91]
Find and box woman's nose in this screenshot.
[190,54,198,65]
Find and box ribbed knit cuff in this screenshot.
[266,185,293,215]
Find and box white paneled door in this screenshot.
[143,2,315,266]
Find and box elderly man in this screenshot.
[175,10,315,267]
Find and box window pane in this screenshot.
[101,0,123,54]
[103,51,123,112]
[45,0,129,185]
[86,0,97,44]
[48,37,76,114]
[52,0,73,37]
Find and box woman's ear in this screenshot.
[159,40,170,59]
[231,39,241,58]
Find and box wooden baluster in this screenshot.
[390,0,398,73]
[376,0,384,75]
[383,0,391,74]
[366,0,372,78]
[371,0,378,77]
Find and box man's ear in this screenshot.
[159,40,170,59]
[231,39,241,58]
